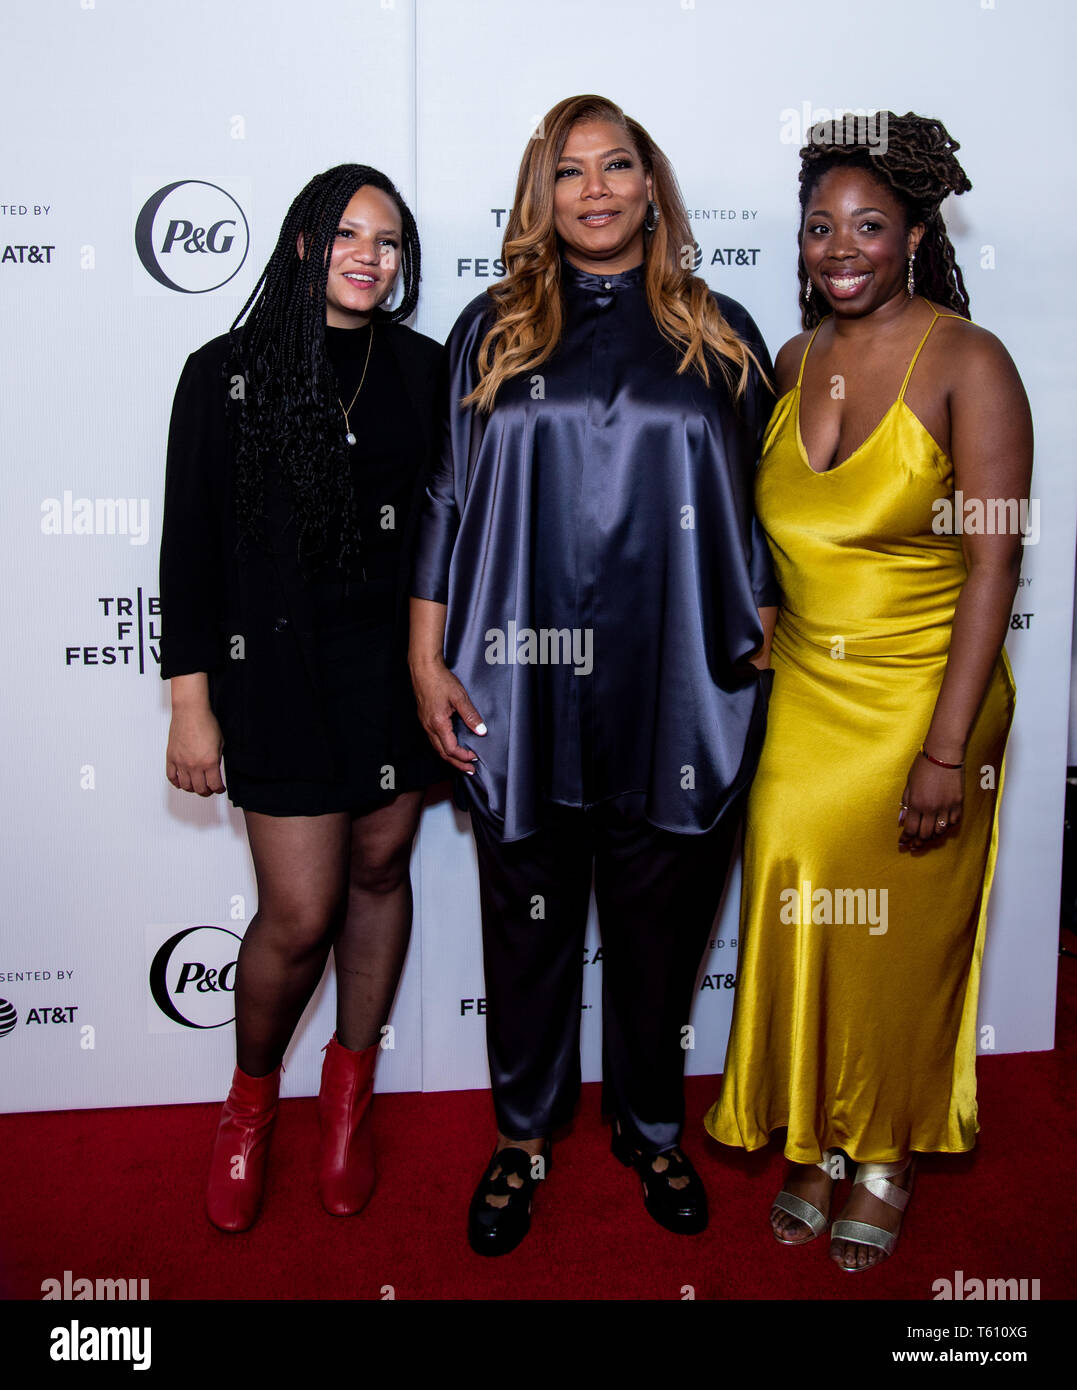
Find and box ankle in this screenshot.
[234,1058,283,1081]
[613,1119,681,1159]
[495,1133,546,1158]
[329,1030,380,1056]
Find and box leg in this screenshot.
[333,790,425,1051]
[595,798,740,1153]
[234,810,352,1076]
[317,791,425,1217]
[470,805,593,1142]
[594,799,740,1235]
[466,804,593,1255]
[208,809,351,1231]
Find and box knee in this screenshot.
[350,847,411,897]
[248,895,342,957]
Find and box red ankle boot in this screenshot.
[205,1064,280,1232]
[318,1034,377,1215]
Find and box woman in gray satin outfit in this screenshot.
[409,93,778,1254]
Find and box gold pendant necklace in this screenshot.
[338,323,374,446]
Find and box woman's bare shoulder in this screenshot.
[773,329,815,396]
[925,305,1026,391]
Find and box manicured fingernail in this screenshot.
[465,768,475,776]
[475,723,487,735]
[898,810,906,824]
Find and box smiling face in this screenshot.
[801,165,924,318]
[314,184,402,328]
[553,119,653,274]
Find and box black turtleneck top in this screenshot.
[308,322,421,627]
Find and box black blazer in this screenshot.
[159,321,442,782]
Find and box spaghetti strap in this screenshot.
[898,305,943,400]
[795,321,827,390]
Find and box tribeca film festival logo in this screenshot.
[64,591,160,673]
[134,179,249,294]
[148,925,241,1030]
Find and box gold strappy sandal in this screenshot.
[771,1149,842,1245]
[830,1157,915,1270]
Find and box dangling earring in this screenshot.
[643,200,660,232]
[804,279,813,303]
[907,254,916,297]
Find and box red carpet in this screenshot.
[3,960,1074,1303]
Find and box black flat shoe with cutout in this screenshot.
[611,1123,708,1235]
[467,1143,550,1256]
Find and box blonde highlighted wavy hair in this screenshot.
[463,94,765,413]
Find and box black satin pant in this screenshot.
[469,792,740,1155]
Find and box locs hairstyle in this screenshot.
[797,111,972,330]
[465,94,765,413]
[226,164,421,569]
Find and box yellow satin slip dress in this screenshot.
[705,306,1015,1162]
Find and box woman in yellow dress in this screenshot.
[705,112,1033,1271]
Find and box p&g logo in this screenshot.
[134,180,249,293]
[149,925,241,1029]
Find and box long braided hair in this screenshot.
[796,112,972,329]
[227,164,421,570]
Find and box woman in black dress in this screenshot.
[410,95,778,1254]
[160,164,444,1232]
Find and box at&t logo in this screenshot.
[134,179,249,293]
[148,925,241,1030]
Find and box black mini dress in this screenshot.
[227,323,445,816]
[162,320,447,818]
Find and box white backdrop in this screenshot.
[1,0,1072,1113]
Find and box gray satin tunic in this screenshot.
[412,259,778,841]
